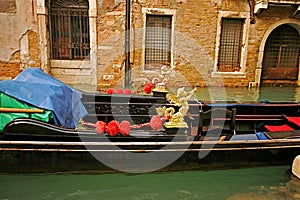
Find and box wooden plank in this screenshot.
[0,107,44,113]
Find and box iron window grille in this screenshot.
[217,18,244,72]
[145,14,172,70]
[49,0,90,60]
[262,24,300,80]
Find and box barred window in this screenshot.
[49,0,90,60]
[145,15,172,70]
[262,24,300,80]
[217,18,244,72]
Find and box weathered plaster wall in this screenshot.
[1,0,299,88]
[0,0,39,80]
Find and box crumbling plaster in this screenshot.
[0,0,37,62]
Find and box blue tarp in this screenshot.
[0,68,87,128]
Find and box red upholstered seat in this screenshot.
[285,117,300,127]
[265,124,294,132]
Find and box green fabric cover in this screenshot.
[0,92,53,132]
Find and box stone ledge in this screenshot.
[0,76,12,81]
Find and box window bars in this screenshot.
[217,18,244,72]
[262,24,300,80]
[145,14,172,70]
[49,0,90,60]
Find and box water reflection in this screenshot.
[74,85,300,102]
[194,87,300,102]
[0,166,299,200]
[287,176,300,199]
[258,87,300,102]
[227,176,300,200]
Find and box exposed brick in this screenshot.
[0,0,16,13]
[1,0,299,88]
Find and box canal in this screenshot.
[193,86,300,102]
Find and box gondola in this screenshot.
[2,93,300,174]
[1,68,300,174]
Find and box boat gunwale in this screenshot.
[1,138,300,146]
[1,140,300,152]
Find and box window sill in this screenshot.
[50,60,91,68]
[140,69,160,76]
[212,71,246,78]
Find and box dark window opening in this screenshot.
[145,14,172,70]
[217,18,244,72]
[262,24,300,80]
[49,0,90,60]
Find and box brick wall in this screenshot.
[0,51,21,80]
[27,30,41,69]
[96,0,300,88]
[1,0,299,88]
[0,0,16,13]
[97,0,250,88]
[0,30,41,80]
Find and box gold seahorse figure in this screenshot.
[163,87,196,128]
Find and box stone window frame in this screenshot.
[48,0,90,60]
[212,11,250,78]
[36,0,98,85]
[141,8,176,75]
[144,14,172,70]
[255,19,300,86]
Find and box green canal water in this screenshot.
[0,166,299,200]
[193,86,300,102]
[1,87,300,200]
